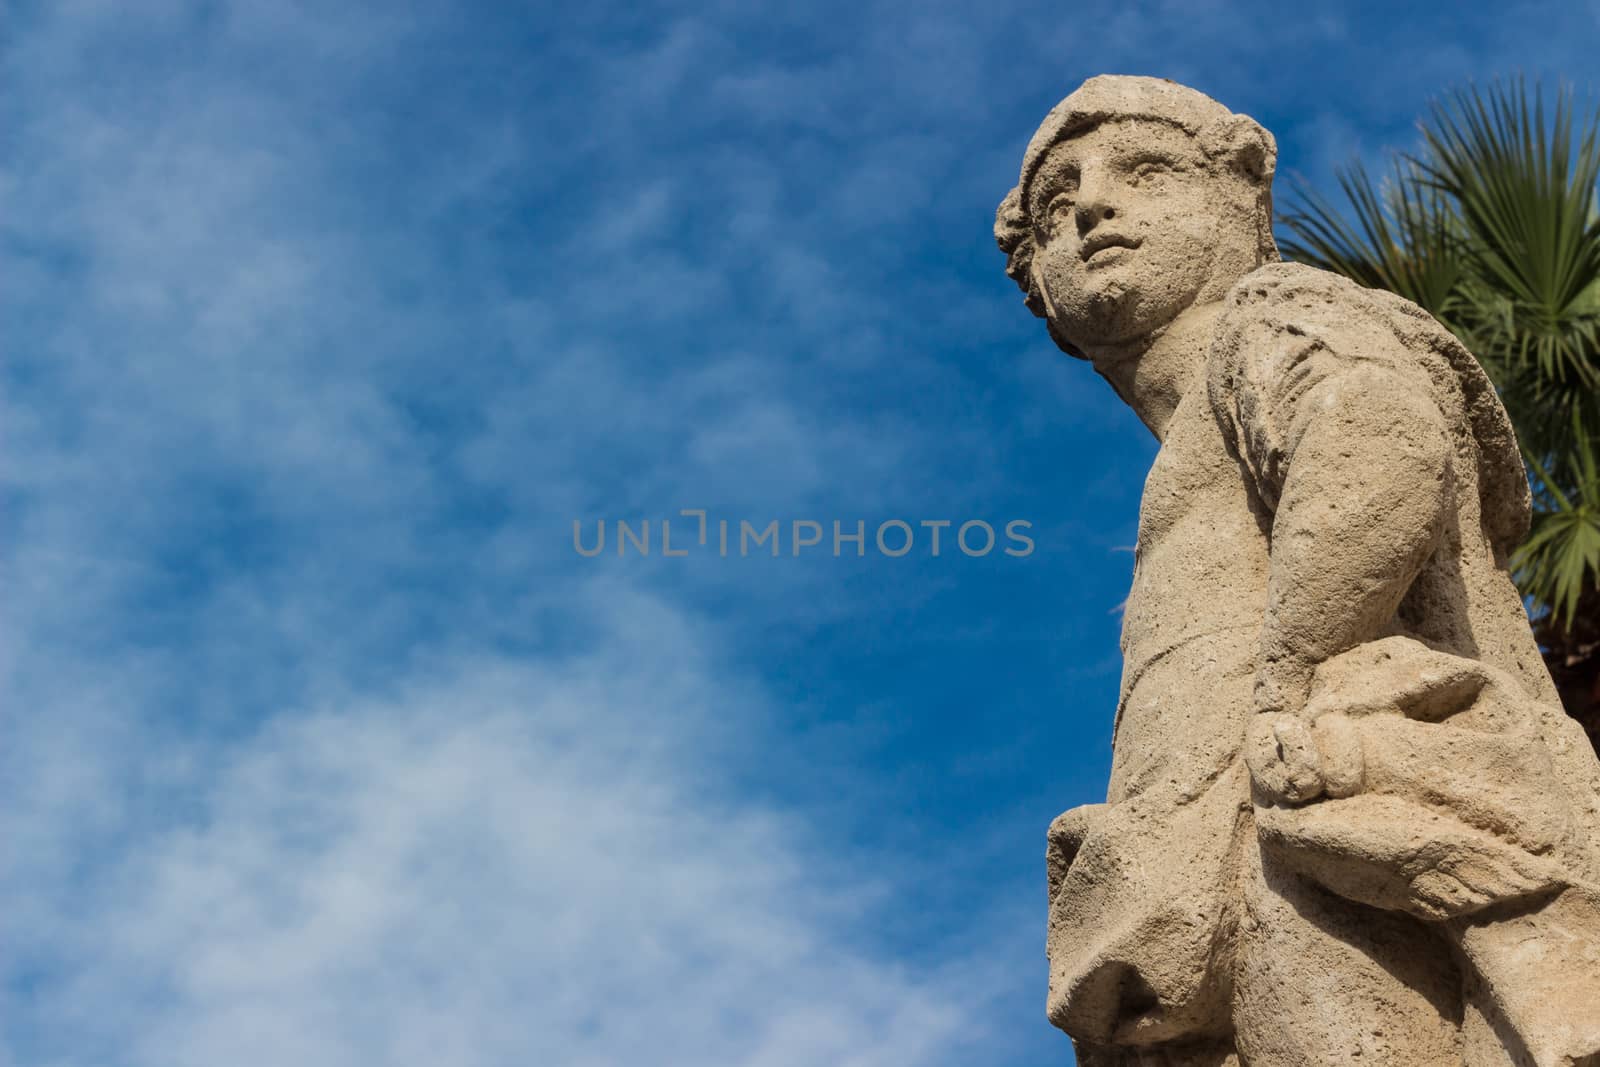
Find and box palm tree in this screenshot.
[1279,80,1600,748]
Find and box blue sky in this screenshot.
[4,1,1598,1064]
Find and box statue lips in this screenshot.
[1081,233,1141,268]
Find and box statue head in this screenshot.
[996,76,1279,358]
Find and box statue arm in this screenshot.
[1253,363,1453,715]
[1206,276,1457,719]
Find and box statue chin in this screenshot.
[1049,296,1178,355]
[1044,271,1209,355]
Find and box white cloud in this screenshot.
[0,585,993,1067]
[0,4,1023,1062]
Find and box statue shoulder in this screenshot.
[1220,260,1367,311]
[1205,262,1529,553]
[1210,262,1407,377]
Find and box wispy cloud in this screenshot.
[1,4,1025,1065]
[2,584,996,1067]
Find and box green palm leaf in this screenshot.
[1515,415,1600,627]
[1418,80,1600,460]
[1280,159,1465,317]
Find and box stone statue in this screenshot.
[997,76,1600,1066]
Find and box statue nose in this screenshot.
[1075,198,1118,235]
[1073,162,1121,234]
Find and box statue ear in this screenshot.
[1200,115,1276,185]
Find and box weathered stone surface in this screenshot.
[999,75,1600,1065]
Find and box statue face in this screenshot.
[1028,119,1235,349]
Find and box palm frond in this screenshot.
[1515,417,1600,628]
[1279,159,1466,318]
[1418,80,1600,400]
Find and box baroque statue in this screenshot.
[996,75,1600,1066]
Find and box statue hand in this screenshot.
[1249,655,1325,804]
[1246,713,1326,805]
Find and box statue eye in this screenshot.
[1045,182,1078,221]
[1130,160,1173,185]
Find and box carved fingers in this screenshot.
[1246,709,1367,806]
[1246,713,1324,805]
